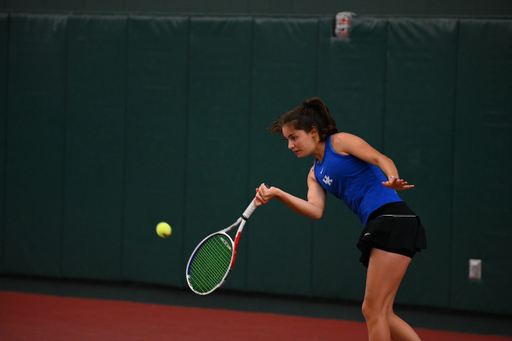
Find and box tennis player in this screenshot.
[254,98,427,341]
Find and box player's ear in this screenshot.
[310,126,319,138]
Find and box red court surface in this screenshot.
[1,291,511,341]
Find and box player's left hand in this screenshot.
[382,176,415,191]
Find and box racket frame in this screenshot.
[186,200,257,295]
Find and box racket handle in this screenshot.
[242,183,269,220]
[242,200,257,220]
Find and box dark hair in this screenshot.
[268,97,338,142]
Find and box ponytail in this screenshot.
[268,97,338,141]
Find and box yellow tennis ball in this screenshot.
[156,222,171,238]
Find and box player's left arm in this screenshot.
[331,133,414,191]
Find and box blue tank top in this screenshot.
[314,135,402,226]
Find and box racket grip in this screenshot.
[242,183,268,220]
[242,200,257,220]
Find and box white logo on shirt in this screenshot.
[323,175,333,186]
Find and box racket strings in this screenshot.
[188,234,233,294]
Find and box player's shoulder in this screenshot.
[331,132,357,143]
[330,132,359,155]
[308,165,318,178]
[308,166,319,185]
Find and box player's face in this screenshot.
[282,124,317,158]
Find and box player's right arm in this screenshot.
[254,166,326,220]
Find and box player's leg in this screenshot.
[387,292,422,341]
[362,248,421,341]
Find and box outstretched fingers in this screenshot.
[382,177,415,191]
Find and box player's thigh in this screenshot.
[364,248,412,308]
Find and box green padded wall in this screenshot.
[122,16,189,287]
[0,13,6,274]
[247,17,319,296]
[384,18,458,308]
[61,15,127,281]
[184,16,253,292]
[451,19,512,315]
[318,17,388,148]
[4,14,67,277]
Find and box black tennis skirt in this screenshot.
[357,201,427,268]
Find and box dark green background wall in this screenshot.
[1,0,512,16]
[1,12,511,316]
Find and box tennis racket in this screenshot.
[186,186,268,295]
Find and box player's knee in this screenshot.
[362,299,385,322]
[362,300,375,321]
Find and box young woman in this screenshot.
[254,98,427,341]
